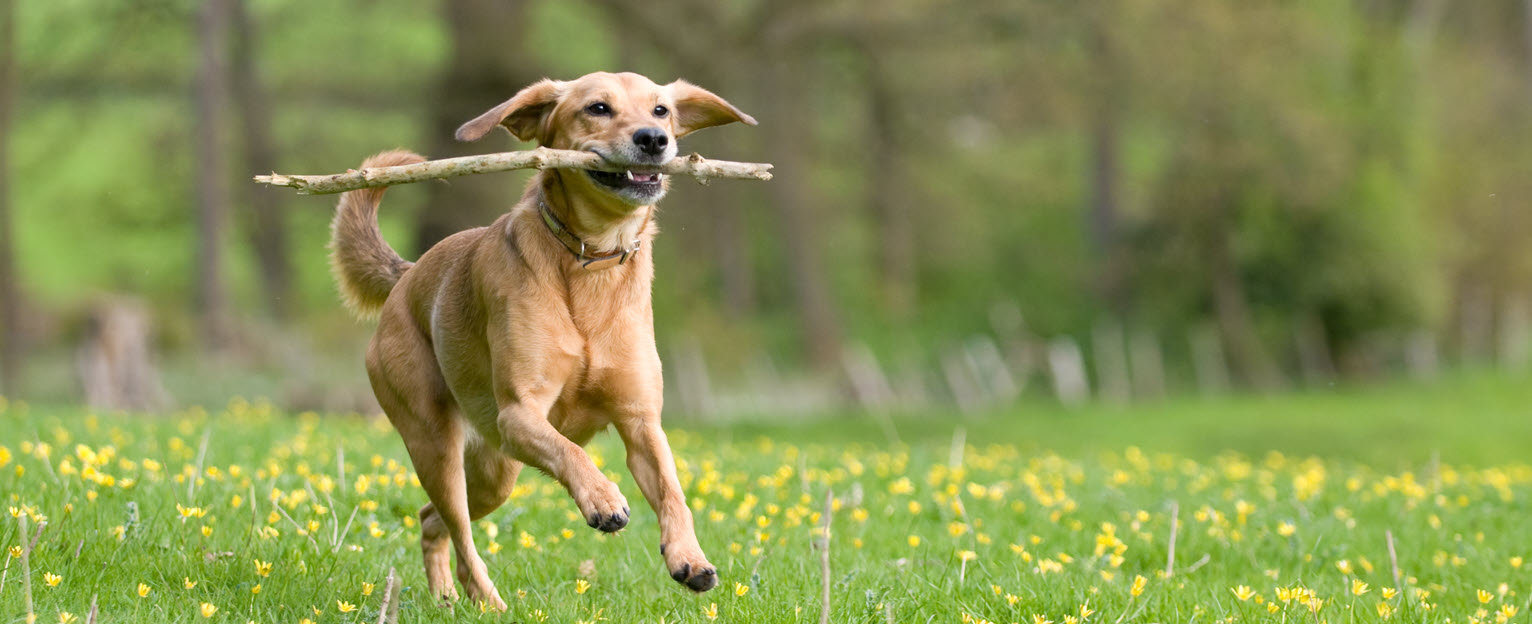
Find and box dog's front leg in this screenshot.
[497,395,632,532]
[616,415,718,593]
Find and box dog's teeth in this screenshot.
[625,170,635,181]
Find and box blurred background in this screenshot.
[1,0,1530,418]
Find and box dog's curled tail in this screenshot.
[329,149,426,319]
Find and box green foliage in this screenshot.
[8,0,1532,396]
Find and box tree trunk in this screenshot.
[0,0,18,395]
[713,189,757,316]
[231,0,292,319]
[758,55,843,369]
[1207,225,1284,391]
[1088,109,1126,315]
[413,0,536,255]
[193,0,234,350]
[862,50,915,317]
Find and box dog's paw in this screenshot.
[574,479,630,533]
[661,541,718,592]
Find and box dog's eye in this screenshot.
[652,105,669,118]
[586,102,612,116]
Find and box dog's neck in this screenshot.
[539,171,652,255]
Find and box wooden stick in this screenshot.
[1386,529,1402,592]
[19,516,33,624]
[1165,501,1179,577]
[816,490,834,624]
[377,567,401,624]
[254,148,773,195]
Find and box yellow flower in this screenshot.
[44,573,61,587]
[1352,579,1370,595]
[575,579,591,594]
[948,522,968,537]
[1277,521,1296,537]
[1479,589,1495,603]
[8,546,21,558]
[1377,602,1393,619]
[58,613,76,624]
[1031,615,1051,624]
[1382,587,1398,599]
[958,550,977,562]
[908,535,921,547]
[1335,559,1352,575]
[703,602,719,620]
[184,578,198,589]
[1130,575,1147,597]
[1231,585,1255,601]
[519,531,536,549]
[137,583,151,598]
[201,526,213,537]
[254,559,272,577]
[1079,602,1094,619]
[1512,556,1525,569]
[362,582,375,596]
[735,582,749,597]
[200,603,218,618]
[337,601,356,613]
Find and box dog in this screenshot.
[328,72,756,608]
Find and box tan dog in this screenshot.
[328,72,756,608]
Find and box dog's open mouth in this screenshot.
[587,169,664,191]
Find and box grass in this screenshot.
[2,371,1532,623]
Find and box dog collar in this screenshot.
[538,199,643,271]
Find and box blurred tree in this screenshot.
[193,0,234,349]
[232,0,293,319]
[592,0,847,369]
[413,0,538,255]
[0,0,18,395]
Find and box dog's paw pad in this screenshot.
[669,563,718,593]
[588,511,629,533]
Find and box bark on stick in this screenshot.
[254,148,773,195]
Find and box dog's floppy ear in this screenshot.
[455,79,565,142]
[667,80,757,137]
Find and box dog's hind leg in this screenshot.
[369,326,506,611]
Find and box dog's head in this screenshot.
[456,72,756,206]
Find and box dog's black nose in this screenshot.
[633,127,669,156]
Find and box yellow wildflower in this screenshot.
[254,560,272,577]
[184,578,198,589]
[362,582,375,596]
[735,582,749,597]
[1231,585,1255,601]
[337,601,356,613]
[1130,575,1147,597]
[251,584,261,595]
[703,602,719,620]
[1382,587,1398,599]
[1352,579,1370,595]
[44,573,61,587]
[58,613,76,624]
[1480,589,1495,603]
[575,579,590,594]
[908,535,921,547]
[200,603,218,618]
[137,583,151,598]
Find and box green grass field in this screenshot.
[3,372,1532,623]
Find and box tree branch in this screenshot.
[254,148,773,195]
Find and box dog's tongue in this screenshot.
[627,171,659,183]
